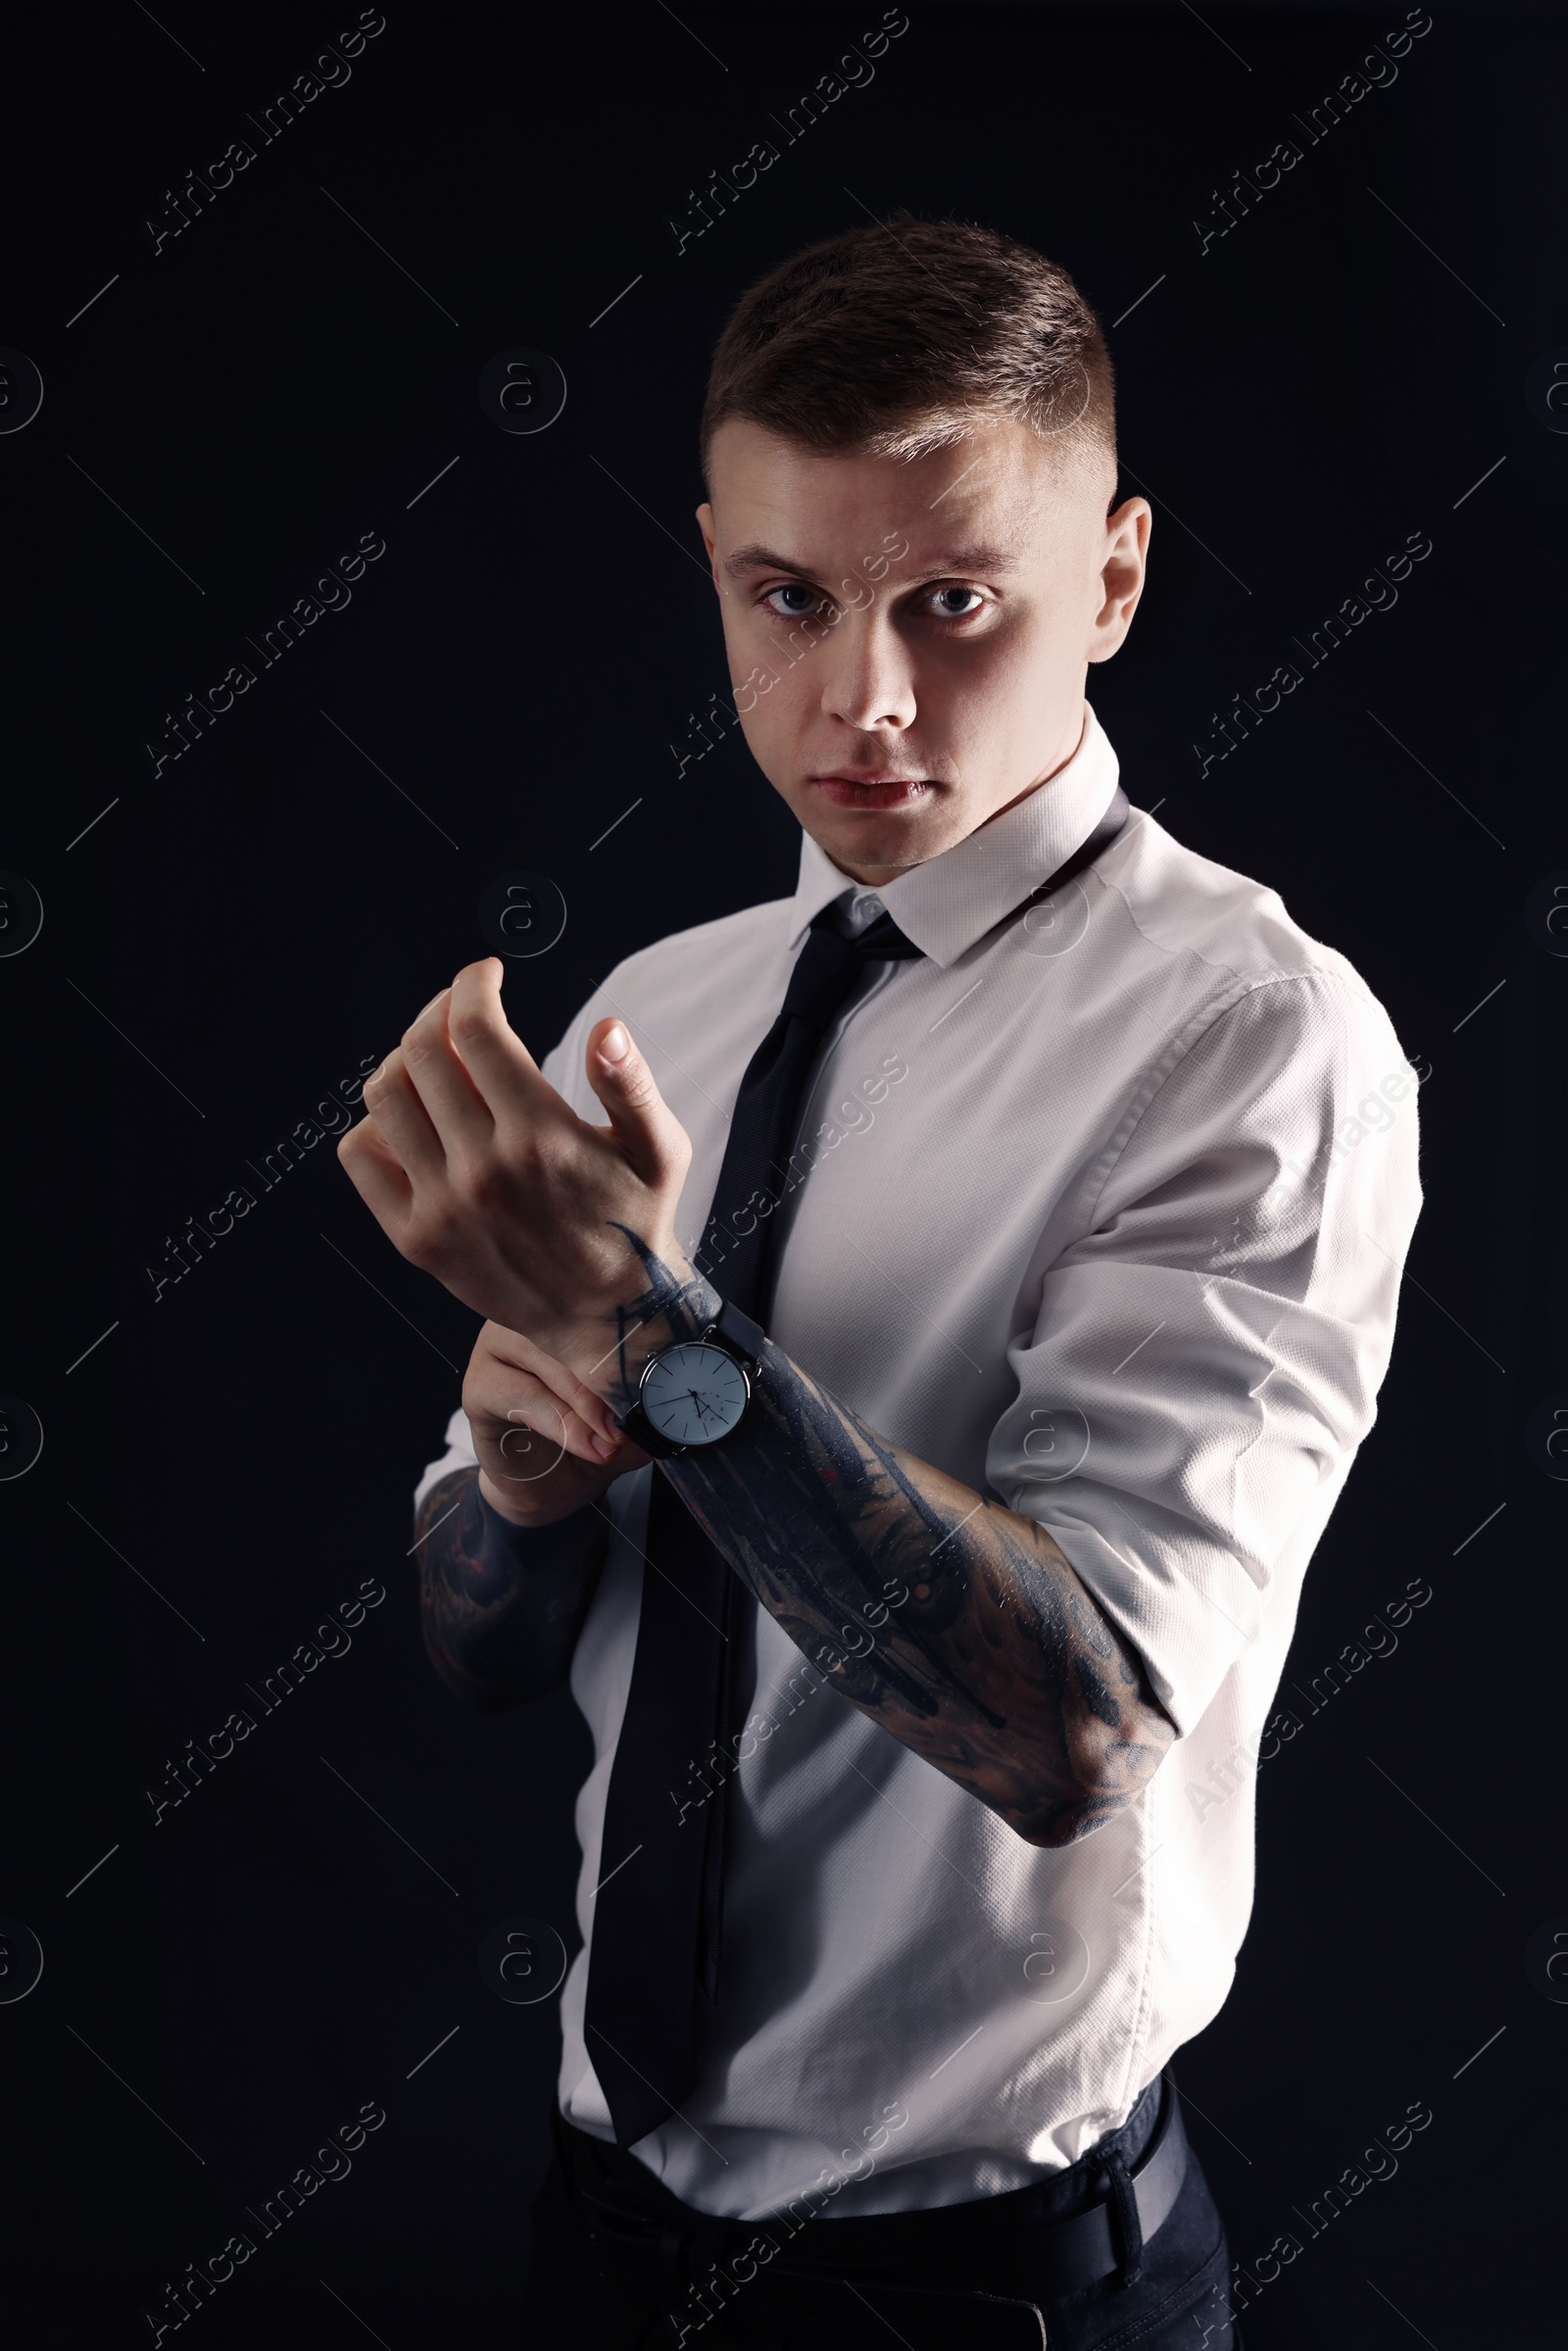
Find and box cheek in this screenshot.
[919,640,1031,755]
[720,590,782,653]
[733,695,798,793]
[984,617,1077,728]
[735,661,816,759]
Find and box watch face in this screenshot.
[639,1341,750,1447]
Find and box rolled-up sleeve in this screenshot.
[985,967,1424,1739]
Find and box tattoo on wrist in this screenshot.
[603,1222,723,1413]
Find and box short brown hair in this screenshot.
[700,216,1115,489]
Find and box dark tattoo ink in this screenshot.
[600,1226,1177,1845]
[412,1468,609,1711]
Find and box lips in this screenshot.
[810,774,930,809]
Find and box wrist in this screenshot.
[560,1245,726,1416]
[477,1468,585,1529]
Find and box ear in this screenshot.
[697,502,722,592]
[1087,496,1151,663]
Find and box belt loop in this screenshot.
[1097,2144,1144,2288]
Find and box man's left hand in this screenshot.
[337,958,695,1384]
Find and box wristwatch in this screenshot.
[616,1296,766,1459]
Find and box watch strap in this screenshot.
[710,1295,765,1368]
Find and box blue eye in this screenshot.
[929,586,984,618]
[762,583,820,617]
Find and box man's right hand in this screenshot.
[464,1320,649,1528]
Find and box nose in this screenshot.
[818,608,917,735]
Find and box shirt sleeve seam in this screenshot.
[1077,967,1352,1235]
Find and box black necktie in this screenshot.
[583,900,924,2146]
[583,785,1130,2147]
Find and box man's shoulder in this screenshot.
[1101,804,1388,1026]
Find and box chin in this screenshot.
[815,808,959,879]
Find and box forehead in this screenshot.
[706,416,1084,569]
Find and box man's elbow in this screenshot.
[1008,1701,1178,1848]
[1010,1791,1125,1850]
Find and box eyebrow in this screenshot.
[722,542,1018,581]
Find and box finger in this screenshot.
[509,1396,611,1466]
[471,1363,606,1469]
[359,1049,447,1180]
[493,1397,574,1483]
[336,1118,414,1231]
[501,1381,585,1475]
[583,1015,692,1192]
[446,958,558,1118]
[399,985,495,1160]
[484,1323,621,1446]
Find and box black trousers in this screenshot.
[519,2075,1240,2349]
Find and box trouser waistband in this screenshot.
[555,2070,1187,2304]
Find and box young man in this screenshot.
[339,220,1421,2347]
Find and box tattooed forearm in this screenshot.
[599,1228,1177,1846]
[412,1468,610,1711]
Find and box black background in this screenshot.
[2,2,1563,2343]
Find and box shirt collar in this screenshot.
[784,702,1122,969]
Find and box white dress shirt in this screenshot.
[415,702,1422,2222]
